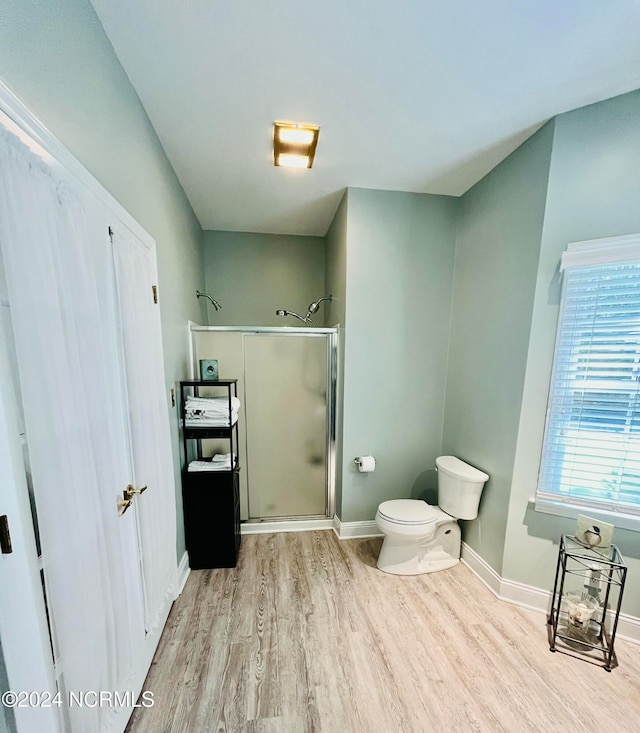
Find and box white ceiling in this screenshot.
[90,0,640,237]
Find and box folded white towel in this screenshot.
[188,461,216,472]
[185,395,241,413]
[188,454,236,472]
[185,411,238,428]
[210,453,234,463]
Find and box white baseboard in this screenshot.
[331,523,640,646]
[177,551,190,596]
[241,518,333,535]
[461,542,640,646]
[332,517,382,539]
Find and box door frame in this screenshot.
[189,325,338,520]
[0,79,178,733]
[0,81,152,256]
[0,313,60,733]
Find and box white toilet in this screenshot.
[375,456,489,575]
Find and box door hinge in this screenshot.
[152,285,158,304]
[0,515,12,554]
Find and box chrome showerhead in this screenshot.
[196,291,222,311]
[276,294,333,325]
[276,308,307,323]
[307,294,333,316]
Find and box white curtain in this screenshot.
[112,226,177,634]
[0,127,143,732]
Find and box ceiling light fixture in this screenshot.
[273,121,320,169]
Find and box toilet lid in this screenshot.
[377,499,443,525]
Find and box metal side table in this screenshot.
[548,534,627,671]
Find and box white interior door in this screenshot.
[112,226,177,641]
[0,171,149,732]
[0,110,173,733]
[0,636,16,733]
[0,295,59,733]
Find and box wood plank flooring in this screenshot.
[127,531,640,733]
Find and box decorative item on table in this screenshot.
[575,514,614,549]
[199,359,219,381]
[564,592,599,630]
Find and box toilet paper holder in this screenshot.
[354,455,376,472]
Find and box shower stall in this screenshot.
[190,326,338,525]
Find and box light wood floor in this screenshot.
[127,531,640,733]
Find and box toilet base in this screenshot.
[376,521,461,575]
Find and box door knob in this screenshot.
[117,498,132,517]
[124,484,148,501]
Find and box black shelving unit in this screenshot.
[180,380,241,569]
[548,534,627,671]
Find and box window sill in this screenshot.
[529,497,639,533]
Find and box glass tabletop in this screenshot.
[561,534,624,567]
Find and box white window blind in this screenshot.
[538,235,640,520]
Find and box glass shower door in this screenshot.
[244,333,328,518]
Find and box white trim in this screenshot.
[333,522,639,645]
[0,298,61,733]
[332,517,382,539]
[0,80,152,247]
[615,612,640,646]
[186,320,202,380]
[459,541,502,597]
[562,232,640,270]
[190,324,338,335]
[177,552,191,596]
[102,594,172,733]
[241,518,333,535]
[531,497,639,533]
[569,232,640,249]
[460,542,640,646]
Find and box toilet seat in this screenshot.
[375,455,488,575]
[375,498,461,573]
[376,499,450,526]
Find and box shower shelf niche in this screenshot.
[180,379,241,569]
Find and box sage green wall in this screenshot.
[505,90,640,615]
[324,192,348,514]
[324,192,348,328]
[340,189,457,523]
[442,123,554,574]
[0,0,205,559]
[202,230,326,326]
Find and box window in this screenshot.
[537,234,640,525]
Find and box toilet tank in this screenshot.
[436,456,489,520]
